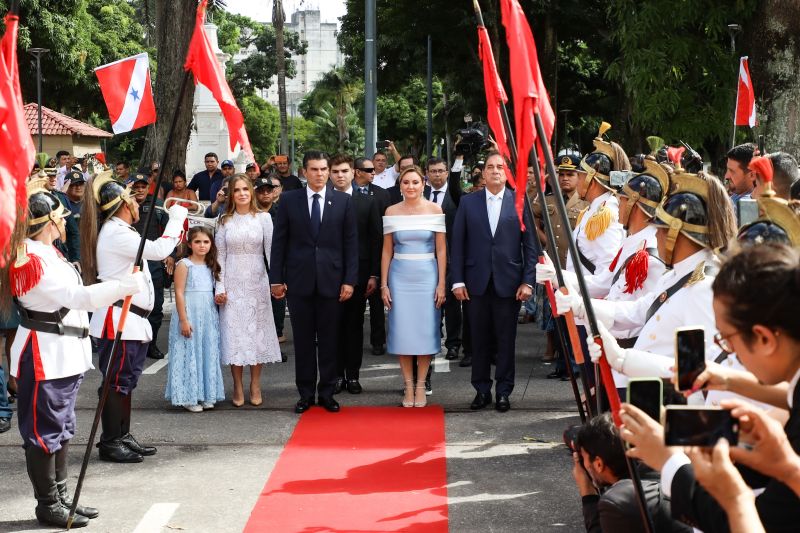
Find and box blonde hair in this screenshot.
[219,174,261,225]
[700,171,737,250]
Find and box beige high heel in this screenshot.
[402,380,415,408]
[414,384,427,407]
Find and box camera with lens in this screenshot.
[454,122,492,158]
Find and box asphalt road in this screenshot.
[0,299,585,533]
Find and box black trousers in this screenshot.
[367,289,386,347]
[147,267,165,349]
[337,283,367,380]
[287,293,341,400]
[467,281,520,397]
[443,290,463,350]
[271,296,286,337]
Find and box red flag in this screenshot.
[735,56,757,128]
[184,0,255,163]
[0,13,35,265]
[500,0,555,228]
[95,53,156,134]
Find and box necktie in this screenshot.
[310,193,321,239]
[360,186,369,195]
[432,190,441,204]
[489,196,499,236]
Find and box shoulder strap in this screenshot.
[645,264,716,321]
[611,247,659,286]
[575,241,596,274]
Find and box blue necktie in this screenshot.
[310,193,321,239]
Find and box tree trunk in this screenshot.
[274,0,289,155]
[140,0,196,174]
[745,0,800,155]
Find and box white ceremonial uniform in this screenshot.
[10,240,127,380]
[88,216,182,342]
[565,191,625,276]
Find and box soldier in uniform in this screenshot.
[557,148,739,406]
[80,172,186,463]
[129,171,174,360]
[1,178,145,528]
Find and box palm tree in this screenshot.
[273,0,289,154]
[306,68,362,152]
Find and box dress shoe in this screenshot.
[57,480,99,519]
[147,346,165,360]
[425,379,432,396]
[470,392,492,410]
[445,347,459,360]
[36,502,89,528]
[495,395,511,412]
[561,374,578,382]
[346,379,362,394]
[371,344,386,356]
[318,397,340,413]
[459,355,472,367]
[334,377,345,394]
[98,439,143,463]
[281,352,288,362]
[295,398,314,413]
[547,370,565,380]
[0,417,10,433]
[121,433,157,456]
[518,312,535,324]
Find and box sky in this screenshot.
[224,0,348,25]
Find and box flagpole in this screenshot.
[474,0,588,420]
[533,110,655,533]
[67,68,193,531]
[731,62,740,148]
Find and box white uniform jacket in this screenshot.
[10,240,125,380]
[565,192,625,277]
[89,216,181,342]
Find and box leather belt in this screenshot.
[113,300,151,319]
[617,337,638,349]
[17,306,88,338]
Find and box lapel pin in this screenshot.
[327,201,332,205]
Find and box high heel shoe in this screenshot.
[402,380,415,408]
[414,385,427,408]
[232,387,244,407]
[249,386,263,406]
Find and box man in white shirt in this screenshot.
[372,141,401,189]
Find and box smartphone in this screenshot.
[376,140,390,150]
[738,198,759,228]
[609,170,633,189]
[664,406,739,446]
[675,327,706,392]
[627,378,663,423]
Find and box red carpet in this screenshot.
[244,406,448,533]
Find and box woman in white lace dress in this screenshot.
[214,175,281,406]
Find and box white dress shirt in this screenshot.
[430,182,448,207]
[487,187,504,236]
[565,191,625,276]
[306,186,326,221]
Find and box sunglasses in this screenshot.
[358,167,376,173]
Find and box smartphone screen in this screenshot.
[676,328,706,392]
[738,198,759,228]
[627,379,662,422]
[375,141,390,150]
[664,407,739,446]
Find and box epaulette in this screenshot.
[9,243,44,297]
[576,206,589,227]
[685,261,707,287]
[585,202,614,241]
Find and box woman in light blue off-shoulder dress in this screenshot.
[381,166,447,408]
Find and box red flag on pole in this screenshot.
[0,13,35,265]
[95,53,157,134]
[499,0,555,228]
[735,56,757,128]
[184,0,255,164]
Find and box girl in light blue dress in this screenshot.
[166,227,225,411]
[381,166,447,408]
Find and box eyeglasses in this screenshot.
[428,169,447,174]
[357,167,375,173]
[713,331,743,354]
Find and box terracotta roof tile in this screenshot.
[24,103,113,138]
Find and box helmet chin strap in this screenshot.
[663,219,683,267]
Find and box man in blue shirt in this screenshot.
[188,152,224,201]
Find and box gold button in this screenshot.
[649,334,656,340]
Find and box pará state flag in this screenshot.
[95,53,156,134]
[735,56,757,128]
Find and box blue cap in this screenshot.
[221,159,234,168]
[127,173,149,185]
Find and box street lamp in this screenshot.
[28,47,49,153]
[727,24,741,147]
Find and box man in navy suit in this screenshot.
[450,152,537,412]
[270,151,359,414]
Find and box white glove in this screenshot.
[117,270,148,297]
[163,204,188,238]
[535,260,558,287]
[554,287,583,318]
[587,321,627,372]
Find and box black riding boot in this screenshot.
[55,441,99,519]
[25,446,89,528]
[98,390,142,463]
[120,392,156,456]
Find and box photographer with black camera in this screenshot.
[571,413,690,533]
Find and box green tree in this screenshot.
[301,68,364,153]
[376,76,444,157]
[241,94,280,163]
